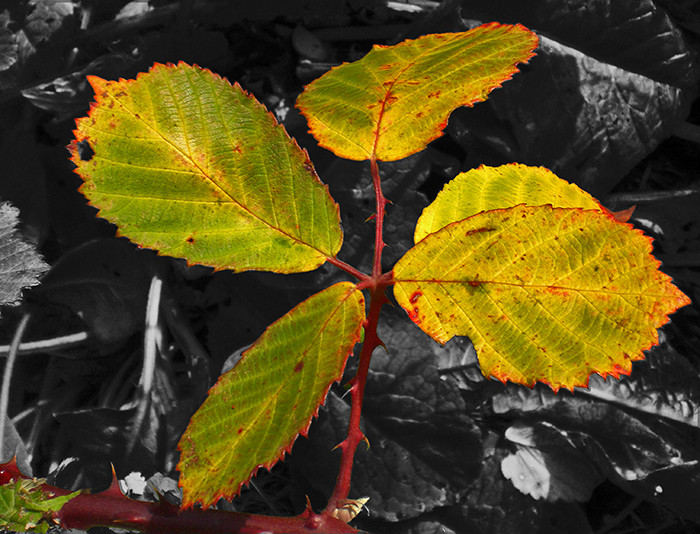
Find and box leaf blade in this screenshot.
[69,62,342,273]
[414,163,603,242]
[297,23,539,161]
[393,205,691,391]
[177,282,365,508]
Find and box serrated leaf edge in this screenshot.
[296,23,539,161]
[68,61,342,273]
[177,283,365,508]
[395,205,692,391]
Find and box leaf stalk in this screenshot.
[326,256,370,281]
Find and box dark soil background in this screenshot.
[1,1,700,533]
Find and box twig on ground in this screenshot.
[0,313,32,459]
[0,331,89,358]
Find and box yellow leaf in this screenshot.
[177,282,365,508]
[70,63,342,273]
[297,24,538,161]
[393,205,690,391]
[415,163,603,242]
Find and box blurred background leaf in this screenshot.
[33,239,156,346]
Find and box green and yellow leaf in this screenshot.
[177,282,365,508]
[297,23,538,161]
[393,205,690,391]
[69,62,342,273]
[0,478,80,533]
[414,163,603,242]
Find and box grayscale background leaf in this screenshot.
[0,201,48,315]
[420,0,698,196]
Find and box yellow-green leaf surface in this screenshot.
[0,478,80,534]
[69,62,341,273]
[414,163,603,242]
[296,23,538,161]
[393,205,691,391]
[177,282,365,508]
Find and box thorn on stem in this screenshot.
[332,439,349,452]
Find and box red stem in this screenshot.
[324,284,387,513]
[60,493,357,534]
[369,157,388,279]
[326,256,370,282]
[0,460,357,534]
[324,157,390,513]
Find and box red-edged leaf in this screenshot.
[297,23,538,161]
[177,282,365,508]
[69,62,342,273]
[393,204,690,391]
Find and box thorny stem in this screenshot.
[325,284,387,514]
[0,460,358,534]
[59,492,357,534]
[325,156,391,514]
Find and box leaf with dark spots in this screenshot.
[414,163,603,243]
[178,283,364,508]
[297,23,538,161]
[70,62,342,273]
[395,202,690,391]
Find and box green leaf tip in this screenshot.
[0,466,80,533]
